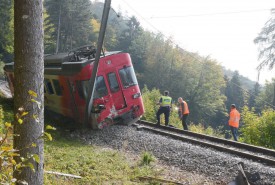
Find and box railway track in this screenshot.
[136,120,275,167]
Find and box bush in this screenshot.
[189,123,223,137]
[0,91,55,184]
[140,151,155,165]
[141,86,161,122]
[141,86,182,128]
[240,106,275,149]
[0,60,5,77]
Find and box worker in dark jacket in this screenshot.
[178,97,189,130]
[156,91,172,126]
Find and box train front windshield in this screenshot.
[119,66,138,88]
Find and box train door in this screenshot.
[44,77,67,116]
[107,72,126,110]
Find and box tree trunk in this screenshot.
[14,0,44,184]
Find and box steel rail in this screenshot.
[136,120,275,167]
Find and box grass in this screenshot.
[0,97,163,184]
[0,97,218,185]
[44,130,161,185]
[140,151,155,166]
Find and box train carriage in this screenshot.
[4,46,144,129]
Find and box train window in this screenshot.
[94,76,108,99]
[52,79,62,96]
[77,76,108,99]
[45,79,54,94]
[107,72,119,93]
[119,66,138,88]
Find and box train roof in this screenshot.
[4,46,122,75]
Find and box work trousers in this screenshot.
[230,126,238,141]
[181,114,189,130]
[156,106,170,126]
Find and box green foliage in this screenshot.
[131,31,227,126]
[0,60,4,77]
[225,71,245,110]
[140,151,155,166]
[248,82,261,113]
[0,0,14,62]
[0,106,39,184]
[223,68,256,90]
[0,91,54,184]
[240,106,275,149]
[141,85,226,135]
[187,58,227,124]
[44,9,56,54]
[0,98,13,133]
[44,0,94,52]
[141,86,188,129]
[189,123,223,138]
[168,109,182,129]
[141,86,161,122]
[255,79,275,110]
[254,9,275,71]
[116,16,143,52]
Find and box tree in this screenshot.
[129,31,155,86]
[0,0,14,63]
[240,106,275,149]
[129,30,227,125]
[44,0,93,52]
[44,9,56,54]
[117,16,143,52]
[225,71,245,110]
[186,57,226,125]
[254,9,275,108]
[254,9,275,71]
[248,82,261,112]
[14,0,44,184]
[255,79,275,110]
[141,86,161,122]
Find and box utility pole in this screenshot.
[84,0,111,127]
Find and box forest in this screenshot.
[0,1,275,146]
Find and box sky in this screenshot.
[105,0,274,84]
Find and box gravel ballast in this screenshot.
[70,124,275,184]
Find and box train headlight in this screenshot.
[132,92,141,99]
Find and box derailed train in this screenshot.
[4,46,144,129]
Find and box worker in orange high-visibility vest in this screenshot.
[178,97,190,130]
[228,104,240,141]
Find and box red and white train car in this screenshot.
[4,46,144,129]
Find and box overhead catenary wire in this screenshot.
[118,0,275,109]
[148,9,271,19]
